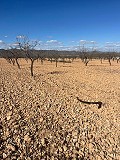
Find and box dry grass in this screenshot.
[0,58,120,159]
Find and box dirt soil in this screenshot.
[0,58,120,159]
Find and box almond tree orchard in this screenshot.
[0,37,120,159]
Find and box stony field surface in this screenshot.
[0,58,120,160]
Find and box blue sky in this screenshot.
[0,0,120,50]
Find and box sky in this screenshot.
[0,0,120,50]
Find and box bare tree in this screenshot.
[16,35,40,77]
[7,48,21,69]
[0,40,22,68]
[79,40,90,66]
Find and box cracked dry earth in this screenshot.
[0,58,120,160]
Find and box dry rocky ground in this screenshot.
[0,58,120,160]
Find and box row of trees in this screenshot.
[0,36,120,77]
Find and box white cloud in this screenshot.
[47,40,62,44]
[45,40,63,47]
[16,35,26,39]
[0,40,5,49]
[80,40,87,43]
[46,40,58,43]
[0,40,4,43]
[106,42,113,44]
[12,42,20,46]
[39,40,43,43]
[90,41,97,44]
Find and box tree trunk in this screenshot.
[5,58,11,64]
[108,59,111,66]
[85,61,88,66]
[84,59,89,66]
[50,58,53,63]
[25,58,28,63]
[30,59,35,77]
[15,58,20,69]
[11,59,15,66]
[56,59,58,67]
[62,58,65,64]
[41,59,43,65]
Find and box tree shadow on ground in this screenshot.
[47,71,67,75]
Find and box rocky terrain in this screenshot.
[0,58,120,159]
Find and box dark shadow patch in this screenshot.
[62,66,72,67]
[77,97,102,109]
[48,71,64,75]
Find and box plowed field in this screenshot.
[0,58,120,159]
